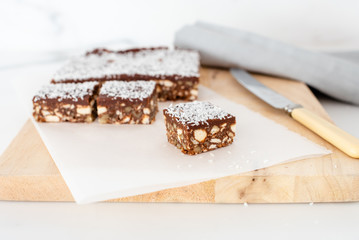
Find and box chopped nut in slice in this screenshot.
[77,106,91,115]
[161,80,174,87]
[141,115,150,124]
[45,115,60,122]
[121,116,130,123]
[209,144,217,150]
[231,124,236,133]
[211,125,219,135]
[143,108,150,114]
[210,138,221,143]
[194,129,207,142]
[97,106,107,115]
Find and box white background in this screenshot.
[1,0,359,239]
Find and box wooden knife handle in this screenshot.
[291,107,359,158]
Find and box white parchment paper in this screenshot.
[13,64,331,204]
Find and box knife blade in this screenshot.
[230,68,302,111]
[230,68,359,158]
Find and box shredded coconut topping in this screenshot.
[165,101,232,127]
[100,80,156,101]
[33,82,97,102]
[53,49,200,81]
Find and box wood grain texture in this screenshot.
[1,67,359,203]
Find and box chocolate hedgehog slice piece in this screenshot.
[32,82,98,123]
[163,101,236,155]
[97,80,158,124]
[51,47,200,101]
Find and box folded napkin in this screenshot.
[174,21,359,105]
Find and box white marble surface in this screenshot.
[1,0,359,239]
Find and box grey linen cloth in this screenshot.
[174,21,359,105]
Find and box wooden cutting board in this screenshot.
[1,68,359,203]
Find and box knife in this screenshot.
[230,68,359,158]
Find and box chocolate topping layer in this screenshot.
[33,82,98,105]
[164,101,235,129]
[52,47,200,83]
[99,80,156,101]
